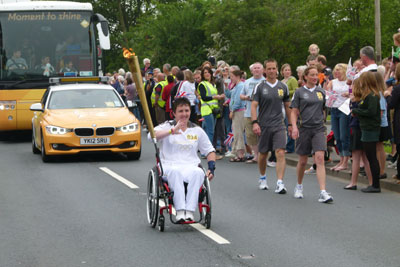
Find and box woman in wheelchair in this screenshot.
[152,97,216,223]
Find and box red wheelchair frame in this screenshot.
[146,163,212,232]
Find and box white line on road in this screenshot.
[159,199,230,245]
[99,168,229,244]
[99,167,139,189]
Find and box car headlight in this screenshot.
[117,123,139,133]
[45,125,72,135]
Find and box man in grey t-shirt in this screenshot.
[240,62,265,163]
[251,59,291,193]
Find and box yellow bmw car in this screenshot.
[30,82,141,162]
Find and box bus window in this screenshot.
[0,11,95,81]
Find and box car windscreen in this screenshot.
[47,89,124,109]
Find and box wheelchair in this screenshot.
[146,163,212,232]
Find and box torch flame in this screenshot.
[123,48,135,58]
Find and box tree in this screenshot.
[131,0,211,70]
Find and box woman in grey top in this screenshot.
[290,66,333,203]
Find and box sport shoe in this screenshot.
[318,191,333,203]
[304,167,316,174]
[275,182,287,194]
[176,210,185,222]
[294,186,303,199]
[225,151,235,158]
[388,161,397,168]
[258,178,268,190]
[267,161,276,167]
[185,210,194,221]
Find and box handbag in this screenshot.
[206,102,221,118]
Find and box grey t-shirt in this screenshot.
[290,86,325,128]
[242,76,265,118]
[253,80,289,127]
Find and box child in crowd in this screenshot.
[308,44,320,57]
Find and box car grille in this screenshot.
[74,128,94,137]
[96,127,115,136]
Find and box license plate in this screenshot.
[80,137,110,145]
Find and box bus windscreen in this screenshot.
[0,11,95,81]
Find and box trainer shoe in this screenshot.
[318,191,333,203]
[304,166,316,174]
[267,161,276,167]
[185,210,194,221]
[275,182,287,194]
[294,186,303,199]
[388,161,397,168]
[176,210,185,222]
[258,177,268,190]
[225,151,235,158]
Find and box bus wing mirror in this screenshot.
[30,103,43,112]
[92,14,110,50]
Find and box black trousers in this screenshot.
[363,141,380,188]
[213,116,226,152]
[397,144,400,177]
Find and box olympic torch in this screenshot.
[122,48,156,142]
[123,48,162,175]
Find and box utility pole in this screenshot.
[375,0,381,63]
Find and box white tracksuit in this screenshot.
[150,121,215,211]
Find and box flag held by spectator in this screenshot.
[224,132,234,147]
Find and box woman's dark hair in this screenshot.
[126,77,133,85]
[167,75,174,83]
[172,96,191,112]
[176,70,185,81]
[201,66,214,83]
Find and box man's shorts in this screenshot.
[244,117,258,146]
[296,126,326,155]
[258,125,286,153]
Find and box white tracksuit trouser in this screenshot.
[163,163,205,212]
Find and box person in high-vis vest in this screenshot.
[197,66,225,143]
[151,73,168,125]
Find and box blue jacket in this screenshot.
[229,82,245,112]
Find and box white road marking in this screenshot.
[99,167,139,189]
[99,167,229,244]
[189,224,230,244]
[159,199,230,245]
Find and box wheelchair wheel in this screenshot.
[147,167,159,228]
[202,178,212,229]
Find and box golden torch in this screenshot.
[122,48,156,141]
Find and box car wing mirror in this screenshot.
[30,103,43,112]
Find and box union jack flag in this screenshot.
[224,132,234,147]
[176,91,186,98]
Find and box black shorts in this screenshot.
[379,126,390,142]
[258,126,286,153]
[350,127,363,151]
[295,126,326,155]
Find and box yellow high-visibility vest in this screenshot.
[197,81,218,116]
[151,80,168,108]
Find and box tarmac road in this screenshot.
[1,131,400,267]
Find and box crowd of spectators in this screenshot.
[106,37,400,199]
